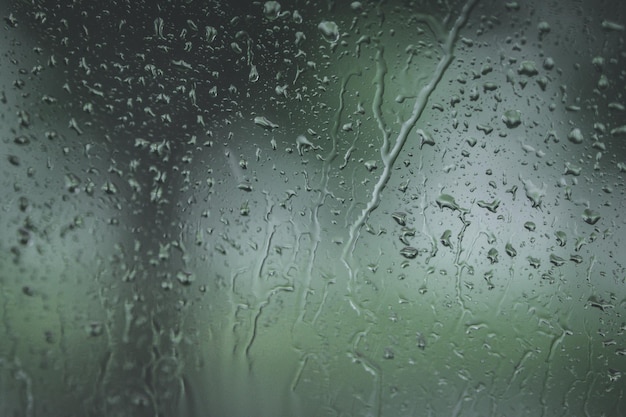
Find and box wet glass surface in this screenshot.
[1,0,625,416]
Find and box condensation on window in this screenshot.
[1,0,625,416]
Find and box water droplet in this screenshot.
[102,181,118,195]
[295,31,306,47]
[487,248,499,264]
[249,64,259,82]
[601,20,625,32]
[436,194,463,211]
[263,1,282,20]
[549,254,565,266]
[392,212,407,226]
[292,10,303,24]
[351,1,363,11]
[240,201,250,216]
[527,256,541,269]
[608,369,622,382]
[399,227,415,245]
[518,61,538,77]
[205,26,217,43]
[520,177,546,208]
[524,221,536,232]
[176,271,195,286]
[502,110,522,128]
[484,270,495,290]
[364,160,378,172]
[570,254,583,264]
[440,230,453,248]
[254,116,279,129]
[567,128,584,144]
[154,17,165,38]
[4,13,18,27]
[610,125,626,136]
[476,123,493,134]
[483,83,498,92]
[295,135,321,155]
[416,129,435,148]
[416,332,427,350]
[383,347,395,359]
[238,182,253,192]
[86,322,104,337]
[537,21,551,39]
[564,162,582,176]
[68,117,83,135]
[582,208,600,225]
[318,21,339,43]
[65,173,82,193]
[505,243,517,257]
[598,74,609,90]
[477,199,500,213]
[400,247,418,259]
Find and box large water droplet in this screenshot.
[263,1,282,20]
[436,194,464,212]
[582,208,600,225]
[567,128,584,144]
[487,248,499,264]
[318,21,340,43]
[502,110,522,128]
[254,116,279,129]
[520,177,546,208]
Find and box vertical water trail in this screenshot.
[295,73,359,322]
[289,73,359,412]
[337,2,479,415]
[341,0,479,294]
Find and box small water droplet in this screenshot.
[416,332,427,350]
[383,347,395,360]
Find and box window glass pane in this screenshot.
[1,1,625,416]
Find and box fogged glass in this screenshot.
[1,0,625,416]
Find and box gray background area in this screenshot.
[1,0,625,416]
